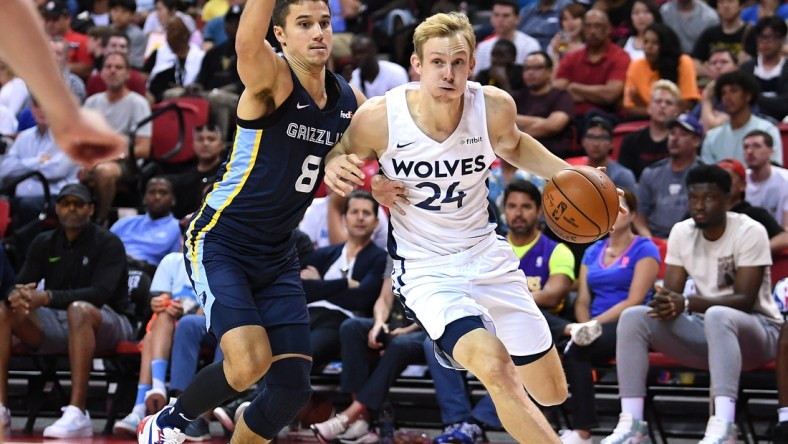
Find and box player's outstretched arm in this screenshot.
[324,96,386,196]
[484,86,569,180]
[0,1,126,166]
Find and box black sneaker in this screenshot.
[774,421,788,444]
[183,417,211,441]
[213,394,254,433]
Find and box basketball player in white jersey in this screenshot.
[324,12,579,444]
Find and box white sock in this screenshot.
[132,403,146,419]
[621,397,644,420]
[714,396,736,423]
[778,406,788,423]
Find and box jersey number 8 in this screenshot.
[295,155,322,193]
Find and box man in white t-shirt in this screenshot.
[348,34,408,99]
[743,129,788,229]
[602,164,782,444]
[473,0,540,77]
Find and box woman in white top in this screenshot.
[0,59,29,116]
[620,0,661,61]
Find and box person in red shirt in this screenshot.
[41,0,94,80]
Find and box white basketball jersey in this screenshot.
[379,82,497,260]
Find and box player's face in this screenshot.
[194,129,224,162]
[275,2,333,68]
[144,179,176,218]
[743,135,773,169]
[687,183,727,228]
[504,191,541,237]
[411,35,474,103]
[582,126,612,162]
[344,198,378,239]
[648,89,679,124]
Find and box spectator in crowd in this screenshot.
[691,0,749,78]
[310,276,425,443]
[85,31,147,97]
[560,189,660,444]
[601,164,783,444]
[348,34,409,99]
[41,0,94,79]
[518,0,574,50]
[0,246,13,301]
[474,39,525,93]
[717,157,788,252]
[695,48,739,131]
[512,50,575,159]
[145,15,206,103]
[547,3,586,66]
[580,116,638,192]
[619,80,681,179]
[111,251,220,440]
[86,26,113,72]
[142,0,202,49]
[474,0,540,78]
[739,17,788,122]
[0,104,16,138]
[487,157,548,214]
[700,70,782,165]
[0,59,29,117]
[623,23,699,120]
[408,180,576,444]
[0,96,80,228]
[201,0,230,23]
[110,0,147,69]
[202,0,246,50]
[83,51,152,224]
[110,177,182,275]
[300,190,388,370]
[168,124,226,219]
[659,0,719,54]
[195,4,243,138]
[51,37,86,104]
[634,113,703,239]
[776,323,788,443]
[741,0,788,25]
[620,0,661,61]
[594,0,636,43]
[554,9,631,129]
[743,130,788,229]
[0,183,135,439]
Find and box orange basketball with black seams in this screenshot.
[542,165,619,244]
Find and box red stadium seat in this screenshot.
[778,123,788,167]
[772,249,788,287]
[650,237,668,280]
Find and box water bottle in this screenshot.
[379,402,395,444]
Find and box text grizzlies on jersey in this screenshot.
[286,123,341,146]
[391,155,487,178]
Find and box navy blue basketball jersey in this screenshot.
[188,66,357,247]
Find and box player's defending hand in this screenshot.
[370,174,409,216]
[324,153,365,196]
[50,108,128,167]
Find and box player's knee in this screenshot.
[243,358,313,439]
[532,378,568,406]
[224,356,270,390]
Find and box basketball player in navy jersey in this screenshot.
[1,0,126,166]
[138,0,365,443]
[323,12,589,443]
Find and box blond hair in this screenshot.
[413,12,476,60]
[651,79,680,102]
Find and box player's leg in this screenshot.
[514,346,567,406]
[447,322,561,444]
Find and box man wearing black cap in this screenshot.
[42,0,94,79]
[0,183,134,438]
[634,113,704,239]
[581,116,637,192]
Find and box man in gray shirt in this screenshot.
[660,0,720,54]
[635,113,703,238]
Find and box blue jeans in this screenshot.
[340,317,426,412]
[169,314,223,394]
[423,338,501,428]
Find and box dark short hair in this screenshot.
[492,0,520,14]
[628,0,662,35]
[744,129,774,148]
[105,29,131,46]
[272,0,330,28]
[344,190,379,217]
[686,164,732,195]
[147,176,174,192]
[526,50,553,69]
[103,51,130,69]
[504,179,542,209]
[715,70,760,106]
[110,0,137,12]
[708,47,737,63]
[755,16,788,39]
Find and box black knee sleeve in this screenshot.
[243,357,313,439]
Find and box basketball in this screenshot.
[542,165,619,244]
[295,393,335,427]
